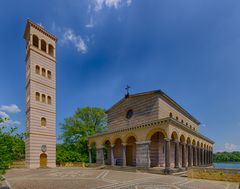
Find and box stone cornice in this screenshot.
[89,117,214,144]
[169,118,214,144]
[89,117,170,138]
[28,132,56,137]
[135,140,151,145]
[26,107,56,114]
[26,46,56,63]
[26,78,56,90]
[24,19,57,41]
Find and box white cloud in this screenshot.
[85,17,94,28]
[127,0,132,6]
[0,104,21,113]
[224,143,238,152]
[62,29,87,54]
[38,23,44,28]
[94,0,132,11]
[5,120,21,126]
[0,111,9,118]
[0,119,21,126]
[0,111,20,127]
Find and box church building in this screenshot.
[88,90,214,173]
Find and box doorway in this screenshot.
[40,153,47,167]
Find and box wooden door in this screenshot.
[126,145,133,166]
[40,153,47,167]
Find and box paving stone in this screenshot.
[3,168,239,189]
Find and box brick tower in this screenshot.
[24,20,57,168]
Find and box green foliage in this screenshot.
[213,151,240,162]
[59,107,107,163]
[0,119,25,175]
[56,144,88,163]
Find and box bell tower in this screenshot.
[24,20,57,168]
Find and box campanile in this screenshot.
[24,20,57,168]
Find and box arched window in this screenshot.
[42,94,46,103]
[47,70,51,79]
[35,65,40,74]
[186,122,188,126]
[42,68,46,77]
[33,35,39,48]
[181,120,184,123]
[169,112,173,118]
[47,96,51,104]
[176,116,178,120]
[41,117,46,127]
[35,92,40,101]
[41,39,47,52]
[48,44,54,57]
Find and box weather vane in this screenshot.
[125,85,130,98]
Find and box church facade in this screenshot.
[88,90,214,172]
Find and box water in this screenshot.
[213,162,240,169]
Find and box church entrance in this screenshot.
[40,153,47,167]
[126,136,136,166]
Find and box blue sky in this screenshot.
[0,0,240,152]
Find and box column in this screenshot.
[188,144,192,167]
[209,150,211,164]
[193,146,197,166]
[164,138,171,173]
[136,141,151,168]
[202,149,205,166]
[196,147,199,166]
[122,143,127,167]
[205,150,207,165]
[46,43,49,54]
[39,39,41,50]
[207,150,209,165]
[199,148,202,165]
[96,147,105,165]
[181,142,186,168]
[195,146,198,166]
[88,147,92,164]
[208,150,211,165]
[211,150,213,164]
[111,144,115,166]
[209,151,211,164]
[174,140,179,168]
[30,34,33,47]
[205,149,206,165]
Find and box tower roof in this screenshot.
[23,19,57,41]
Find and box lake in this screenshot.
[213,162,240,169]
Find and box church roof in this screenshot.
[106,90,201,125]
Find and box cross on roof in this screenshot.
[125,85,130,98]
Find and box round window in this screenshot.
[126,109,133,119]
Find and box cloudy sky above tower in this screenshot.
[1,0,240,152]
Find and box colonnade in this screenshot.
[88,133,213,172]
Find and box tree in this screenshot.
[0,118,25,176]
[59,107,107,163]
[213,151,240,162]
